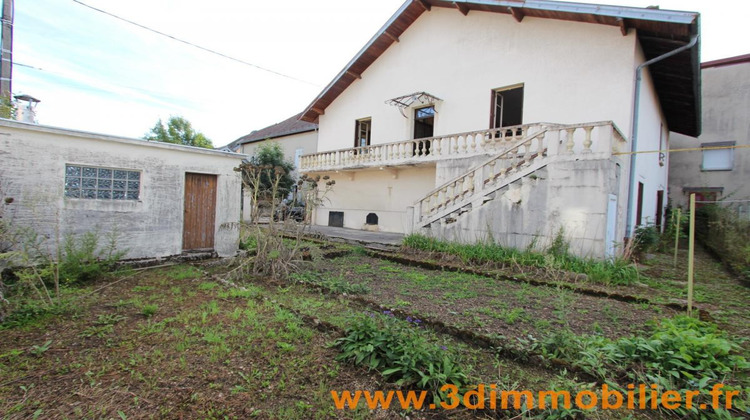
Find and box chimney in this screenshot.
[14,94,39,124]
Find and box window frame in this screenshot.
[701,141,735,171]
[64,164,142,201]
[489,83,524,130]
[354,118,372,149]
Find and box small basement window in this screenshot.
[702,141,734,171]
[366,213,379,225]
[328,211,344,228]
[64,164,141,200]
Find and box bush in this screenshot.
[59,231,126,284]
[533,316,749,417]
[335,311,468,401]
[633,224,660,255]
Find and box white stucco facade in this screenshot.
[301,4,696,258]
[0,120,244,259]
[317,9,639,151]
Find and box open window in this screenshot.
[413,106,434,156]
[354,118,371,149]
[490,85,524,134]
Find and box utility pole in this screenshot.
[0,0,13,97]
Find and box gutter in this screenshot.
[625,34,699,239]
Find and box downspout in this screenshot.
[625,34,699,239]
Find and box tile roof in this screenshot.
[228,113,317,151]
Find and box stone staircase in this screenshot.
[412,121,628,230]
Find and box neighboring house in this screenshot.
[225,112,318,173]
[0,119,243,259]
[298,0,701,259]
[669,54,750,217]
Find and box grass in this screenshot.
[2,238,749,419]
[403,234,641,285]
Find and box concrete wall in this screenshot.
[423,158,623,258]
[0,120,243,259]
[239,130,318,173]
[313,166,436,233]
[317,8,638,152]
[669,60,750,211]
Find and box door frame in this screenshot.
[182,172,218,252]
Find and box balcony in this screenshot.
[299,123,550,173]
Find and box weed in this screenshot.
[166,266,202,281]
[29,340,52,356]
[335,311,469,401]
[141,304,158,318]
[403,234,641,285]
[198,282,218,291]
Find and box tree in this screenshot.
[247,143,295,199]
[144,116,213,149]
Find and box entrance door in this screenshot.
[183,173,217,251]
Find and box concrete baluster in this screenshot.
[565,128,576,154]
[583,126,594,153]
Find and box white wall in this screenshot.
[0,120,243,259]
[317,8,637,152]
[626,44,670,231]
[314,166,436,233]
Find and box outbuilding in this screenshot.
[0,119,244,260]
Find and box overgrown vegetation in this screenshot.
[403,234,641,285]
[533,316,749,417]
[696,204,750,281]
[232,152,334,282]
[335,311,469,401]
[0,185,126,325]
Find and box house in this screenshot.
[297,0,701,259]
[0,119,244,260]
[225,112,318,173]
[669,54,750,217]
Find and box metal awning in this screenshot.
[385,91,442,117]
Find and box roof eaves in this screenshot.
[301,0,415,123]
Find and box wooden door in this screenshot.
[183,173,217,251]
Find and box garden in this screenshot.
[1,153,749,419]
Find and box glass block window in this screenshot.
[65,165,141,200]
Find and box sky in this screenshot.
[10,0,750,148]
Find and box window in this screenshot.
[64,164,141,200]
[414,106,435,139]
[702,141,734,171]
[294,148,304,169]
[490,85,524,129]
[354,118,371,148]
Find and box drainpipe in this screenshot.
[625,34,699,240]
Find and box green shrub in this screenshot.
[533,316,749,417]
[633,224,660,255]
[335,312,468,401]
[59,231,126,284]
